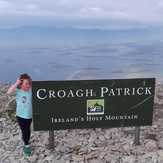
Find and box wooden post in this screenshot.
[48,130,54,150]
[134,127,140,145]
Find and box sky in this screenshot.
[0,0,163,29]
[0,0,163,83]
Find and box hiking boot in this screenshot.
[23,145,31,156]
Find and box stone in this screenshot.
[158,137,163,149]
[72,154,84,162]
[145,140,158,152]
[157,150,163,161]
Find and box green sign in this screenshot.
[32,78,155,131]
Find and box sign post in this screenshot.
[48,130,54,150]
[32,78,155,148]
[134,127,140,145]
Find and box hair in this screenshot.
[17,73,32,89]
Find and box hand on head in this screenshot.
[16,77,22,86]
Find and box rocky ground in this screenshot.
[0,83,163,163]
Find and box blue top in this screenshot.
[16,87,32,119]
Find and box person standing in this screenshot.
[6,73,33,157]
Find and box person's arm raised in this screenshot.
[6,78,21,95]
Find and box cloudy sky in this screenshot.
[0,0,163,29]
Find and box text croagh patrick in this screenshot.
[36,86,152,100]
[32,78,155,131]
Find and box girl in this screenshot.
[6,73,33,157]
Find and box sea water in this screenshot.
[0,41,163,84]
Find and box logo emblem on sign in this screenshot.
[87,99,104,115]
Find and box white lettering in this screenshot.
[37,89,47,100]
[57,90,66,98]
[76,89,84,97]
[137,87,144,95]
[100,87,108,97]
[145,87,152,95]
